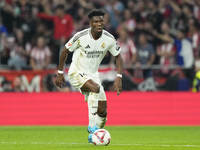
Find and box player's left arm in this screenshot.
[108,35,123,95]
[114,54,123,95]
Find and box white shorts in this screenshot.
[68,71,106,101]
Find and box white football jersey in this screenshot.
[65,28,121,77]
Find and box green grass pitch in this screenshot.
[0,126,199,150]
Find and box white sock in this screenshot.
[87,93,98,127]
[95,115,107,129]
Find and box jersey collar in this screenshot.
[89,28,103,40]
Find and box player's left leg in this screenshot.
[88,100,107,143]
[87,100,107,133]
[96,101,107,128]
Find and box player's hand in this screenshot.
[113,77,122,96]
[55,73,66,88]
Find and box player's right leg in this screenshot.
[80,80,102,135]
[68,72,101,143]
[88,101,107,143]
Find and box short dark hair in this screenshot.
[87,9,105,19]
[56,5,64,10]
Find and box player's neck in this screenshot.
[91,30,102,40]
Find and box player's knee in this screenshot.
[97,108,107,117]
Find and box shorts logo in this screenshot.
[91,112,97,115]
[101,43,105,49]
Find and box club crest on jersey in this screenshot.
[101,43,105,49]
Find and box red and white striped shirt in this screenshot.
[158,43,175,73]
[30,46,51,69]
[158,43,175,65]
[117,39,136,65]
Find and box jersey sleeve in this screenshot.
[65,33,79,52]
[109,38,121,56]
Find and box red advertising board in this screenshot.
[0,92,200,125]
[0,69,168,92]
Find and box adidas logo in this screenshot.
[85,45,90,49]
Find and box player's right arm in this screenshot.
[55,32,79,88]
[55,46,70,88]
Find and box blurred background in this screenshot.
[1,0,200,92]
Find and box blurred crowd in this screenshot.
[1,0,200,91]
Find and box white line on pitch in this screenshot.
[0,142,199,148]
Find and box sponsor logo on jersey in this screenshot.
[85,45,90,49]
[85,50,103,58]
[101,43,105,49]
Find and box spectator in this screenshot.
[73,7,88,32]
[182,3,194,21]
[0,0,15,34]
[146,0,164,32]
[1,80,12,92]
[103,13,116,37]
[193,0,200,22]
[37,4,73,41]
[2,76,24,92]
[136,33,155,78]
[153,28,194,69]
[153,27,194,85]
[175,3,194,32]
[0,18,9,64]
[120,9,137,37]
[134,0,148,22]
[158,0,173,19]
[37,4,73,63]
[187,17,200,59]
[8,29,31,70]
[35,23,52,46]
[0,17,8,36]
[116,29,137,68]
[104,0,124,29]
[10,76,24,92]
[127,0,135,14]
[78,0,95,10]
[143,20,162,47]
[156,21,176,76]
[30,36,51,70]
